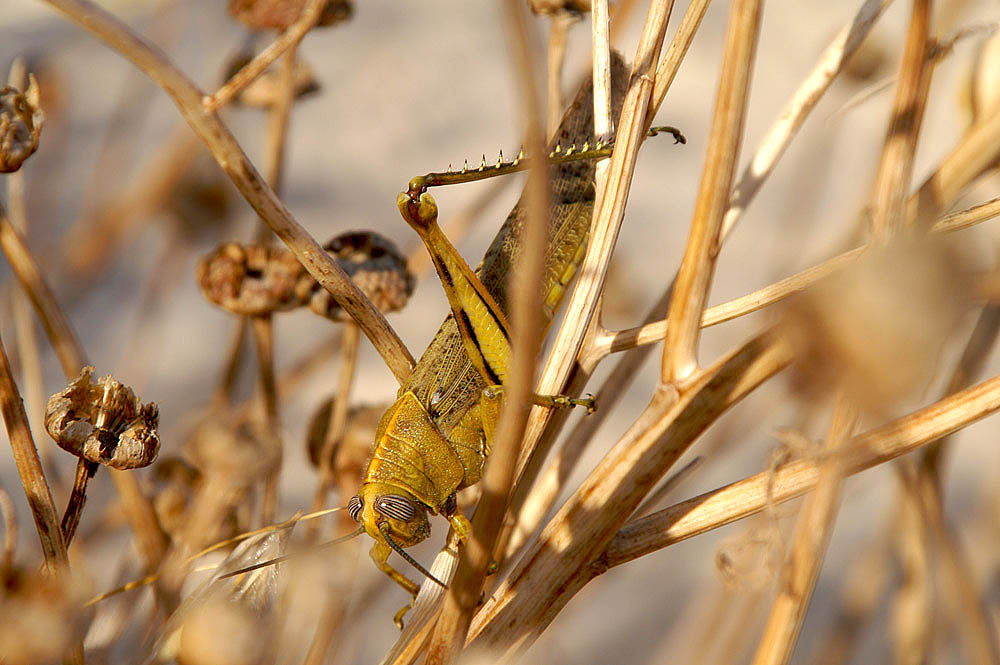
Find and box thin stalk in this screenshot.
[423,2,550,661]
[750,397,856,665]
[204,0,328,111]
[468,331,792,659]
[661,0,763,385]
[41,0,415,383]
[869,0,933,241]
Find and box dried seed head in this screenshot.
[779,238,972,414]
[197,243,307,316]
[0,75,43,173]
[237,60,320,108]
[305,397,385,471]
[45,367,160,470]
[304,231,414,321]
[150,456,204,540]
[228,0,352,30]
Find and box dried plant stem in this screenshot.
[214,319,249,405]
[0,204,166,566]
[910,92,1000,227]
[0,329,67,572]
[891,467,932,665]
[662,0,762,385]
[647,0,712,126]
[60,460,97,545]
[40,0,415,384]
[910,465,1000,664]
[0,331,84,665]
[204,0,328,111]
[869,0,933,241]
[469,331,791,659]
[514,0,675,497]
[251,315,281,525]
[546,12,574,137]
[423,3,550,662]
[604,195,1000,355]
[308,322,361,535]
[0,488,15,571]
[806,539,890,665]
[504,287,671,559]
[602,368,1000,566]
[721,0,893,239]
[750,397,856,665]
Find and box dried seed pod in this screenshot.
[197,243,308,316]
[303,231,414,321]
[305,397,385,469]
[150,456,204,541]
[228,0,352,31]
[779,238,971,414]
[45,367,160,470]
[0,74,43,173]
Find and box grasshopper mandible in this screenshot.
[346,55,629,626]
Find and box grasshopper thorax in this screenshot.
[350,483,431,548]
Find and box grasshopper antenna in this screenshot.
[380,523,448,589]
[219,526,365,579]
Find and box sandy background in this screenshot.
[3,1,1000,663]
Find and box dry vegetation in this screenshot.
[2,0,1000,664]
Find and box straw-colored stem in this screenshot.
[646,0,712,126]
[514,0,675,494]
[869,0,933,241]
[0,488,15,572]
[0,328,68,572]
[40,0,415,383]
[204,0,328,111]
[251,315,281,525]
[546,12,574,137]
[0,331,83,665]
[423,3,551,662]
[601,194,1000,356]
[601,368,1000,566]
[720,0,894,239]
[750,397,856,665]
[308,323,361,535]
[468,331,791,659]
[213,319,248,405]
[60,458,96,546]
[0,204,166,569]
[661,0,763,385]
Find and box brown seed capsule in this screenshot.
[305,398,387,499]
[528,0,590,15]
[45,367,160,470]
[228,0,352,31]
[0,75,43,173]
[197,243,308,316]
[150,456,204,541]
[302,231,414,321]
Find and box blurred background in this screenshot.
[2,1,1000,664]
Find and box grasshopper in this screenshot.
[346,55,630,626]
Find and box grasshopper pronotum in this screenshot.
[345,55,631,627]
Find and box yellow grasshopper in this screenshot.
[344,54,675,626]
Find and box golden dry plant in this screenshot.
[3,1,1000,665]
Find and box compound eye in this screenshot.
[347,495,363,522]
[374,495,417,521]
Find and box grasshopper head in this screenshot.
[350,483,431,549]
